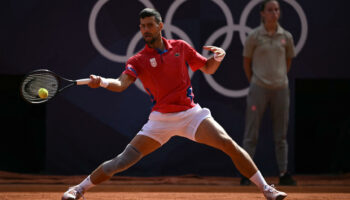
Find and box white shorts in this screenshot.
[137,104,212,145]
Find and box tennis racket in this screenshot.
[20,69,91,104]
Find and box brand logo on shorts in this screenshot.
[150,58,157,67]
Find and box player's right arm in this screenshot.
[88,73,136,92]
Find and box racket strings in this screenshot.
[21,73,59,103]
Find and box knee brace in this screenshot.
[101,144,142,176]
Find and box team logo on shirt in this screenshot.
[281,38,286,45]
[150,58,157,67]
[175,52,180,57]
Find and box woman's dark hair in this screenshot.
[139,8,162,24]
[260,0,279,12]
[259,0,281,23]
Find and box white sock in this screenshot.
[249,171,268,191]
[78,175,95,191]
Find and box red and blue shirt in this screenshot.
[123,37,207,113]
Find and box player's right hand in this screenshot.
[88,75,102,88]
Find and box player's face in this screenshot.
[261,1,280,24]
[139,16,163,45]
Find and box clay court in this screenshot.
[0,171,349,200]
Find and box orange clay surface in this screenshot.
[0,171,349,200]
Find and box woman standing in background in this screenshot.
[241,0,297,186]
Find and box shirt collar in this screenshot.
[144,37,173,53]
[259,23,283,35]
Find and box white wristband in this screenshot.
[99,77,109,88]
[214,52,225,62]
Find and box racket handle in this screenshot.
[76,78,91,85]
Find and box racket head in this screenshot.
[20,69,60,104]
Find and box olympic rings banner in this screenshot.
[2,0,349,175]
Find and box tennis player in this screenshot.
[62,8,287,200]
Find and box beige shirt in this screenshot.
[243,24,295,89]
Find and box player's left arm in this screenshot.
[200,46,226,74]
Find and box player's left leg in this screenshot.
[194,117,287,200]
[194,117,258,182]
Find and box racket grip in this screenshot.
[76,78,91,85]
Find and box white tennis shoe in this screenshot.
[263,184,287,200]
[62,185,85,200]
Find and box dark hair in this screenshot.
[139,8,162,24]
[259,0,281,23]
[260,0,279,12]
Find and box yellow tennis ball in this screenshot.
[38,88,49,99]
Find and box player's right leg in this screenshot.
[62,135,161,200]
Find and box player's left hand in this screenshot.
[203,46,226,62]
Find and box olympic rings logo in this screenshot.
[89,0,308,98]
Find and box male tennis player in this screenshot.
[62,8,287,200]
